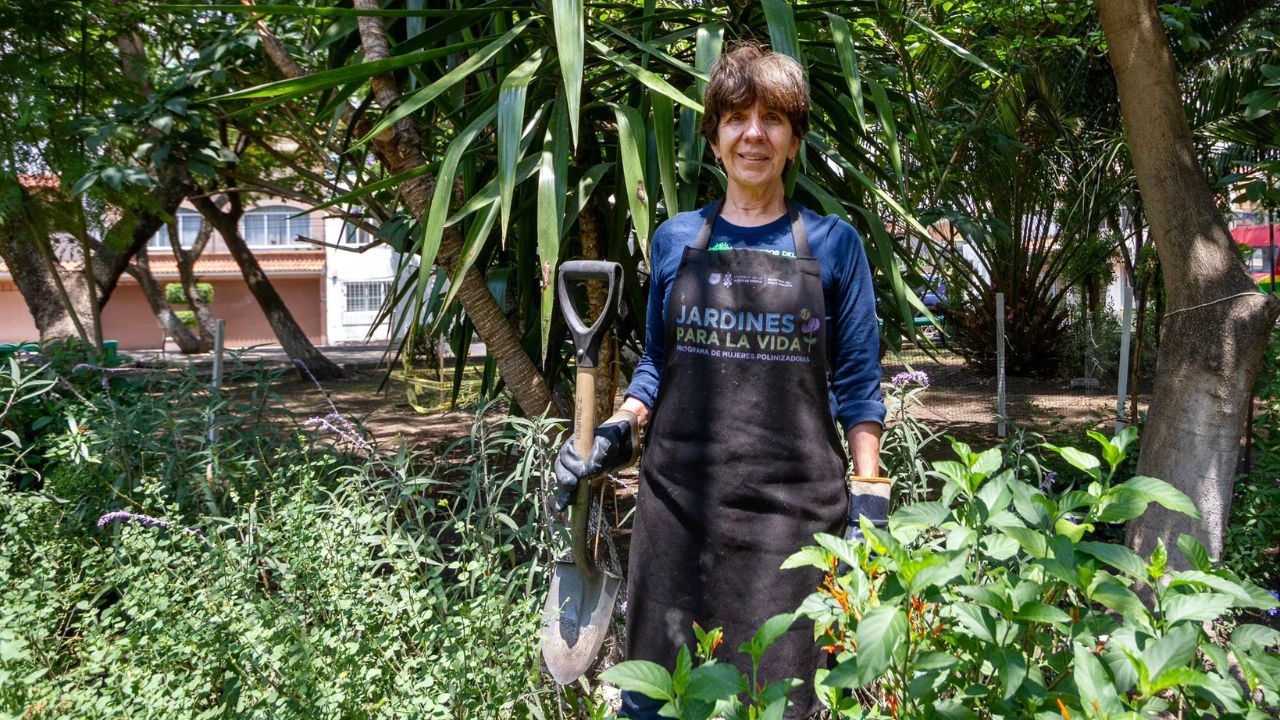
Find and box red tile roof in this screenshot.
[142,252,326,278]
[0,252,326,279]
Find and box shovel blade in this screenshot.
[540,560,621,684]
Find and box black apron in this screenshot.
[627,200,848,719]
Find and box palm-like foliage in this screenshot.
[205,0,946,410]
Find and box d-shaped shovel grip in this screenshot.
[558,260,623,573]
[557,261,624,371]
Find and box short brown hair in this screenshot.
[700,43,810,145]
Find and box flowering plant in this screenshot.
[605,430,1280,718]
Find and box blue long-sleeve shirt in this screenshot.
[626,203,886,432]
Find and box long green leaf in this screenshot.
[597,19,705,83]
[896,13,1006,81]
[652,93,679,218]
[611,103,652,260]
[435,199,502,330]
[536,101,571,362]
[678,22,722,195]
[211,36,491,103]
[551,0,583,147]
[498,48,547,241]
[447,154,540,227]
[867,80,903,186]
[826,13,867,132]
[761,0,802,64]
[589,39,703,113]
[417,106,499,275]
[357,17,536,148]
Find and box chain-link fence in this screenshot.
[881,289,1157,440]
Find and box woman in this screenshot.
[555,44,887,719]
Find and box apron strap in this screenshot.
[692,199,811,258]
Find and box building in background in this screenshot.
[0,200,400,350]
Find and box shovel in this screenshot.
[541,260,625,685]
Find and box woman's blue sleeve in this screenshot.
[624,226,669,410]
[828,222,886,430]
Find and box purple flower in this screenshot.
[97,510,171,529]
[97,511,205,539]
[891,370,930,389]
[305,412,373,454]
[1267,590,1280,618]
[801,316,821,334]
[1040,471,1057,491]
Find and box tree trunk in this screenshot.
[1098,0,1280,564]
[173,215,217,351]
[577,197,620,424]
[189,194,345,381]
[127,246,204,354]
[0,185,95,343]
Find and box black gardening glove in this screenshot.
[845,478,891,545]
[553,410,640,512]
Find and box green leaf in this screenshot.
[826,13,866,132]
[894,13,1006,81]
[434,199,501,322]
[601,660,673,701]
[972,447,1003,476]
[866,80,902,187]
[1142,624,1198,685]
[415,106,498,276]
[1120,476,1200,519]
[1094,487,1150,523]
[1055,446,1102,480]
[1175,534,1211,572]
[1073,643,1124,715]
[357,17,536,148]
[761,0,802,64]
[684,662,743,703]
[1162,592,1234,625]
[1015,602,1071,625]
[780,545,830,571]
[550,0,583,146]
[991,649,1027,701]
[497,48,546,241]
[1089,578,1146,617]
[672,646,692,695]
[610,103,651,260]
[1233,624,1280,652]
[1078,541,1148,579]
[589,39,702,113]
[890,501,949,529]
[536,103,571,362]
[741,613,795,664]
[814,532,861,570]
[652,93,679,218]
[1086,429,1123,472]
[847,606,907,688]
[211,35,494,103]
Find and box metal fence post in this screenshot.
[996,292,1006,438]
[209,319,225,445]
[1115,282,1133,433]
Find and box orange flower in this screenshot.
[1057,697,1072,720]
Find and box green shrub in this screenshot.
[164,282,214,306]
[1225,326,1280,587]
[1,354,570,718]
[606,430,1280,719]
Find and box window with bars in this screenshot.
[148,210,203,249]
[241,206,311,246]
[344,281,390,315]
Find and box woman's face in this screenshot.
[711,100,800,194]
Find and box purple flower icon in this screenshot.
[801,316,821,334]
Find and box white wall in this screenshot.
[323,217,397,344]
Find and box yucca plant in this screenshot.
[198,0,964,415]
